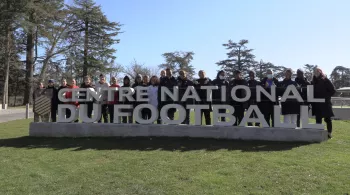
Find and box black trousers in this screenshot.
[108,105,114,123]
[258,102,275,127]
[121,107,133,123]
[98,104,109,123]
[66,108,78,122]
[51,106,57,122]
[142,108,152,120]
[81,102,93,118]
[201,109,211,125]
[315,115,332,133]
[233,105,244,126]
[181,103,190,125]
[247,110,260,127]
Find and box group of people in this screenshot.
[34,67,336,138]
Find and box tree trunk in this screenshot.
[2,0,11,109]
[23,12,35,105]
[83,19,89,77]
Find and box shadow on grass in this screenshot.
[0,136,313,152]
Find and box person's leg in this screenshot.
[270,104,275,127]
[103,104,109,123]
[291,114,298,125]
[315,115,322,124]
[296,114,301,128]
[204,109,211,125]
[184,106,190,124]
[66,108,71,119]
[34,113,40,122]
[51,107,57,122]
[168,108,176,120]
[122,116,127,123]
[324,117,332,134]
[88,102,93,118]
[108,105,114,123]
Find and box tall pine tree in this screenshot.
[67,0,122,79]
[158,51,195,79]
[217,39,256,80]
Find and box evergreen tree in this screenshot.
[304,64,317,81]
[66,0,122,78]
[330,66,350,89]
[158,51,195,79]
[217,39,256,80]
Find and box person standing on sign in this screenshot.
[95,74,110,123]
[311,67,336,138]
[80,76,94,118]
[148,76,161,124]
[194,70,212,125]
[141,75,151,120]
[247,70,260,127]
[280,69,299,125]
[295,69,311,128]
[258,69,279,127]
[65,78,79,122]
[177,70,194,124]
[121,76,133,123]
[160,68,178,120]
[212,70,229,122]
[108,77,120,123]
[47,79,58,122]
[132,74,144,123]
[33,82,45,122]
[230,70,248,126]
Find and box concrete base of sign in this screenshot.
[29,123,328,143]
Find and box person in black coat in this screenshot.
[247,70,260,126]
[229,70,248,126]
[141,75,151,120]
[311,67,336,138]
[80,76,94,118]
[258,69,279,127]
[132,74,143,123]
[212,70,229,122]
[177,70,194,124]
[194,70,212,125]
[47,79,58,122]
[295,69,311,127]
[280,69,299,125]
[121,75,133,123]
[159,68,178,120]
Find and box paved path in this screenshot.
[0,109,33,123]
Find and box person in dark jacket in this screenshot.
[229,70,248,126]
[212,70,229,122]
[57,78,68,105]
[141,75,151,120]
[247,70,260,126]
[132,74,143,123]
[295,69,311,127]
[108,76,120,123]
[177,70,194,124]
[311,67,336,138]
[194,70,212,125]
[121,76,133,123]
[80,76,94,118]
[280,69,299,125]
[160,68,178,120]
[46,79,58,122]
[258,69,279,127]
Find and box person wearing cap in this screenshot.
[95,74,110,123]
[229,70,248,126]
[247,70,260,126]
[47,79,58,122]
[295,69,311,127]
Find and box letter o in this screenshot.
[134,104,158,124]
[231,85,251,102]
[160,104,186,124]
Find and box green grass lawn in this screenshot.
[0,119,350,195]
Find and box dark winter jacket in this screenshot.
[177,76,194,104]
[295,77,310,102]
[280,79,300,115]
[311,76,336,117]
[247,79,260,105]
[229,79,248,107]
[121,76,132,105]
[194,77,212,104]
[259,77,279,105]
[211,71,229,104]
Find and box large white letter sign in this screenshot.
[79,104,101,123]
[220,86,227,102]
[161,86,179,102]
[231,85,251,102]
[280,85,303,103]
[307,85,325,103]
[72,88,85,102]
[181,86,201,102]
[212,105,235,126]
[186,104,209,125]
[256,85,276,102]
[201,86,218,101]
[57,88,70,103]
[57,104,78,123]
[274,106,297,129]
[107,87,119,102]
[114,104,133,123]
[119,87,135,102]
[300,105,324,129]
[134,104,158,124]
[136,86,149,102]
[86,88,99,102]
[160,104,185,124]
[239,105,269,128]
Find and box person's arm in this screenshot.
[325,79,336,97]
